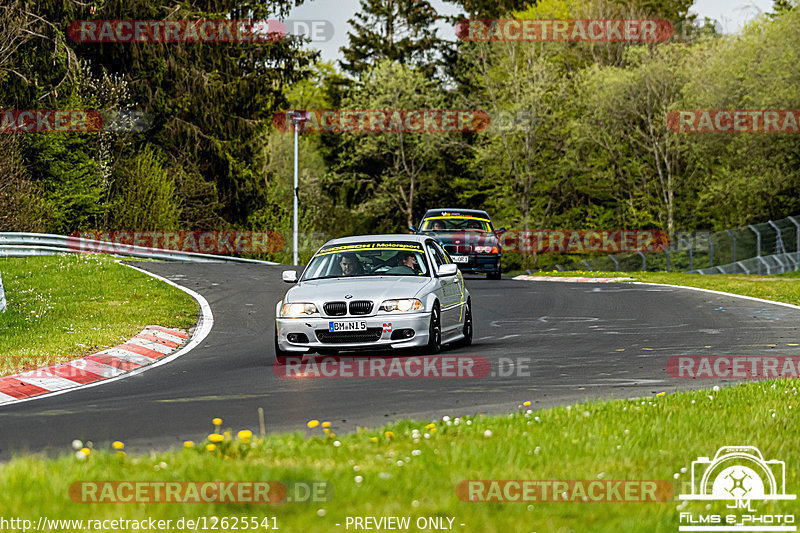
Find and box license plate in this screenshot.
[451,256,469,264]
[329,321,367,332]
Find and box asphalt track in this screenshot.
[1,262,800,458]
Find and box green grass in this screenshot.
[2,382,797,532]
[0,254,198,374]
[513,269,800,306]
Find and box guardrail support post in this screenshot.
[789,217,800,270]
[581,260,592,272]
[725,230,736,264]
[705,235,714,268]
[608,255,619,272]
[637,251,646,272]
[0,270,5,313]
[665,250,670,273]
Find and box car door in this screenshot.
[427,241,460,335]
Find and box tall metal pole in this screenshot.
[293,121,299,266]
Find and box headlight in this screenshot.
[281,302,318,317]
[380,299,423,312]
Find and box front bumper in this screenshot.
[452,254,501,274]
[276,312,431,352]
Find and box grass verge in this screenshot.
[512,269,800,306]
[2,381,797,532]
[0,254,198,375]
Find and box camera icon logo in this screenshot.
[679,446,795,502]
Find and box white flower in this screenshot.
[354,475,363,484]
[713,386,720,392]
[424,433,430,439]
[396,460,404,467]
[674,473,680,479]
[333,441,341,447]
[466,420,472,425]
[680,467,687,473]
[353,465,360,472]
[442,416,451,422]
[411,500,420,508]
[484,429,493,438]
[317,509,326,517]
[412,449,421,456]
[71,439,83,450]
[379,472,391,479]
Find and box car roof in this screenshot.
[422,208,492,219]
[322,234,430,246]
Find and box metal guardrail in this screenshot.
[0,233,277,264]
[690,251,800,276]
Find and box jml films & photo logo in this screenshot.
[678,446,796,532]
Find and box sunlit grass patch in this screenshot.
[0,254,197,374]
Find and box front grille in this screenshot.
[315,328,383,344]
[444,244,470,254]
[348,300,373,315]
[324,302,347,316]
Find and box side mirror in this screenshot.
[495,227,507,235]
[437,263,458,277]
[409,225,418,233]
[282,271,298,283]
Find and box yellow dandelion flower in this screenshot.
[430,428,437,433]
[425,423,435,429]
[384,431,395,439]
[80,447,91,456]
[206,444,216,452]
[323,428,330,434]
[112,441,124,450]
[656,392,666,397]
[208,433,224,443]
[212,418,222,426]
[322,421,331,428]
[237,430,253,440]
[369,437,378,443]
[184,441,195,448]
[307,419,320,429]
[523,401,531,407]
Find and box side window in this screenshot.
[433,241,452,264]
[427,244,443,269]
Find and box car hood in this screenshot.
[286,276,433,304]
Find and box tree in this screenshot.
[334,60,453,230]
[444,0,534,17]
[341,0,446,78]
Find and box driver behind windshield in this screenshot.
[338,253,364,276]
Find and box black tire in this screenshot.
[487,268,502,280]
[427,304,442,354]
[458,300,473,347]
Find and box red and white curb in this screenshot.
[0,262,213,407]
[513,275,634,283]
[0,326,188,404]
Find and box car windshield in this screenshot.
[420,216,492,232]
[301,242,430,280]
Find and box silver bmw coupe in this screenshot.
[275,235,472,361]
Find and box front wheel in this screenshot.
[426,305,442,354]
[458,300,473,347]
[487,267,502,280]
